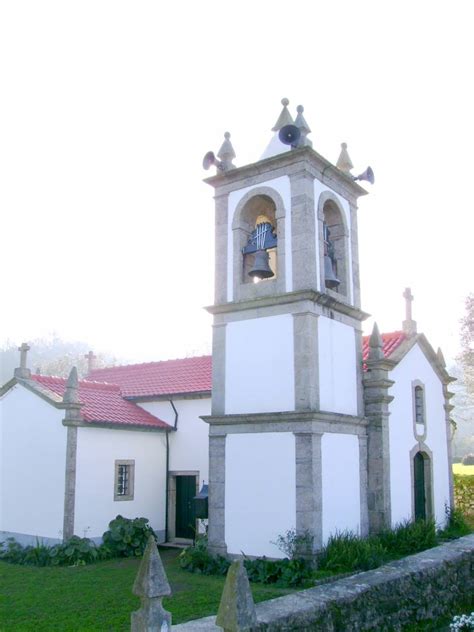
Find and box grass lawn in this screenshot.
[453,463,474,476]
[0,547,295,631]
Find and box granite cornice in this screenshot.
[201,409,367,427]
[204,146,368,203]
[206,289,369,322]
[126,391,211,403]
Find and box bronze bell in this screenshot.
[324,254,340,289]
[249,250,274,279]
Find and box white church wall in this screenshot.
[0,385,66,542]
[139,397,210,483]
[318,316,358,415]
[227,176,292,301]
[321,433,361,543]
[225,432,296,558]
[314,181,353,303]
[225,315,295,414]
[74,427,167,540]
[389,344,450,527]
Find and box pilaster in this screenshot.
[63,425,78,540]
[214,192,229,305]
[293,312,319,411]
[289,171,317,291]
[211,323,226,416]
[208,435,227,556]
[294,432,323,551]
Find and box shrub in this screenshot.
[450,611,474,631]
[49,536,99,566]
[454,474,474,515]
[377,518,437,556]
[439,506,472,540]
[462,454,474,466]
[179,536,230,575]
[271,528,314,559]
[244,556,313,587]
[102,515,155,558]
[317,531,387,573]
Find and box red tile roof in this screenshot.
[88,355,212,399]
[362,331,407,364]
[30,375,170,429]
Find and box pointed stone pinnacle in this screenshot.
[216,560,257,631]
[336,142,354,174]
[294,105,311,134]
[271,97,294,131]
[217,131,236,170]
[369,322,385,361]
[63,367,79,404]
[133,535,171,599]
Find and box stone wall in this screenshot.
[172,534,474,631]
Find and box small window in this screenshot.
[414,385,425,424]
[114,460,135,501]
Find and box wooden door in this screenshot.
[175,475,196,539]
[414,452,426,521]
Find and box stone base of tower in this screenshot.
[203,411,369,558]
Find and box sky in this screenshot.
[1,1,473,366]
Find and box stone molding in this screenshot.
[63,425,77,540]
[409,442,434,521]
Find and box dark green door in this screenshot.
[176,475,196,539]
[414,452,426,521]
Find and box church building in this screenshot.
[0,100,454,556]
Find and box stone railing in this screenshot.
[132,534,474,631]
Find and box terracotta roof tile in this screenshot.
[30,375,170,429]
[88,355,212,399]
[362,330,407,367]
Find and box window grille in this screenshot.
[414,385,425,424]
[114,460,134,501]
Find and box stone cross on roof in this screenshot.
[84,350,97,374]
[402,287,417,336]
[14,342,31,379]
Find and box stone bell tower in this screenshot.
[203,99,371,558]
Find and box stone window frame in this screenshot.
[232,187,287,302]
[114,459,135,501]
[317,191,351,302]
[412,380,427,441]
[409,444,434,521]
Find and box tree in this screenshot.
[458,294,474,396]
[0,336,118,384]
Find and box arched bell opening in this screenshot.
[239,195,278,283]
[412,450,433,521]
[322,199,349,298]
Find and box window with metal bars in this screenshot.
[114,460,134,501]
[414,385,425,424]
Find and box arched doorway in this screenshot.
[413,452,426,520]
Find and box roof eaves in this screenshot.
[125,390,212,402]
[63,419,171,432]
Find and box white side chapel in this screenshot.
[0,100,454,556]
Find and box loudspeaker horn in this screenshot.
[354,166,375,184]
[202,151,224,171]
[278,124,301,148]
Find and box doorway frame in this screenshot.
[167,470,199,543]
[410,444,434,521]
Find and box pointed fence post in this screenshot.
[215,560,258,632]
[131,536,172,632]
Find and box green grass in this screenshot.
[453,463,474,475]
[0,548,294,631]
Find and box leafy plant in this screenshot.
[49,536,99,566]
[454,474,474,515]
[243,556,313,587]
[102,515,155,558]
[377,518,437,557]
[316,531,387,573]
[271,528,314,559]
[179,536,230,576]
[438,506,472,540]
[450,611,474,631]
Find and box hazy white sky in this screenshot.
[1,1,472,365]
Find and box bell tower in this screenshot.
[203,100,371,558]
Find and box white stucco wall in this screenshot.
[227,175,292,301]
[318,316,358,415]
[314,181,353,303]
[139,397,210,484]
[74,426,167,539]
[225,432,296,557]
[0,385,67,540]
[225,314,295,414]
[388,344,450,527]
[322,433,361,543]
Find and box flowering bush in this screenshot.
[450,611,474,631]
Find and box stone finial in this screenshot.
[215,560,257,632]
[271,98,294,131]
[63,367,79,404]
[336,142,354,174]
[294,105,312,148]
[217,132,236,171]
[131,535,172,632]
[437,347,447,368]
[14,342,31,379]
[368,322,385,361]
[402,287,417,336]
[84,350,97,374]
